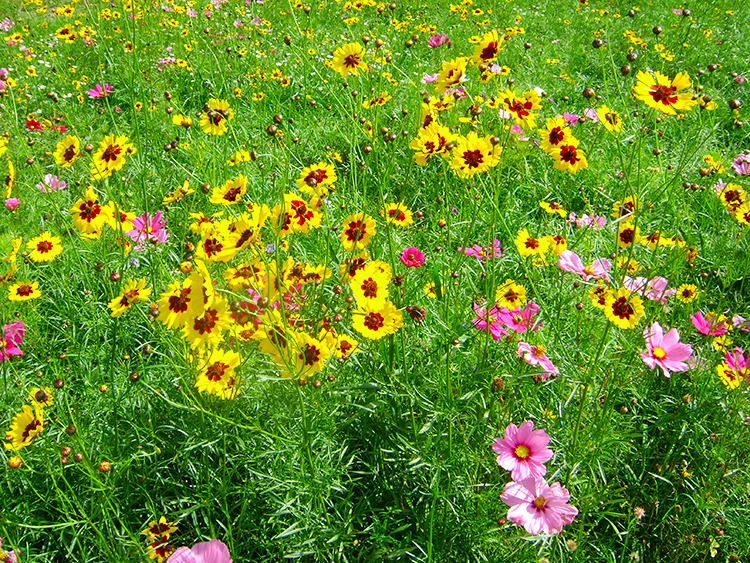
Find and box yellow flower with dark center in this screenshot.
[603,287,644,329]
[550,137,588,174]
[611,195,640,219]
[54,135,82,168]
[544,234,567,255]
[162,180,194,204]
[28,386,54,407]
[341,213,376,251]
[352,301,403,340]
[4,404,44,452]
[194,347,243,398]
[409,122,457,165]
[514,228,549,257]
[470,29,504,66]
[539,200,567,218]
[596,105,623,132]
[632,70,697,115]
[588,283,612,310]
[8,280,41,301]
[434,57,468,94]
[108,278,151,317]
[296,162,337,194]
[70,187,112,235]
[171,114,192,128]
[283,193,322,234]
[331,42,368,78]
[362,91,391,109]
[617,222,641,248]
[736,201,750,226]
[27,232,63,262]
[675,284,699,303]
[210,174,247,205]
[157,279,198,329]
[182,294,231,349]
[141,516,178,541]
[380,203,414,226]
[350,260,391,309]
[292,332,331,379]
[449,133,501,178]
[718,184,745,216]
[538,116,572,155]
[499,88,542,128]
[90,134,135,180]
[199,98,234,135]
[495,279,526,309]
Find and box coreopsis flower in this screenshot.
[352,301,403,340]
[189,211,225,236]
[539,200,566,218]
[537,116,572,155]
[293,332,331,379]
[717,348,749,389]
[108,278,151,317]
[8,280,41,301]
[331,42,368,78]
[632,70,697,115]
[557,250,610,282]
[549,138,588,174]
[90,134,136,180]
[0,321,24,361]
[640,322,693,378]
[501,477,578,535]
[199,99,234,135]
[380,203,414,226]
[163,180,194,204]
[611,196,640,219]
[362,91,391,109]
[596,105,623,132]
[409,122,457,165]
[172,114,193,128]
[197,225,232,264]
[433,57,468,94]
[4,404,44,451]
[210,175,247,206]
[182,295,231,349]
[218,207,270,260]
[496,279,526,309]
[735,201,750,226]
[332,332,359,359]
[718,183,745,216]
[284,193,323,234]
[54,135,81,167]
[350,260,391,309]
[142,517,179,540]
[399,247,424,267]
[515,229,549,257]
[147,536,175,563]
[341,213,376,251]
[70,187,112,236]
[339,250,369,282]
[675,284,699,303]
[157,279,198,329]
[604,287,645,329]
[588,283,611,309]
[543,234,567,255]
[470,29,504,66]
[499,88,542,128]
[26,231,63,262]
[194,347,243,398]
[449,133,501,178]
[296,162,337,194]
[165,540,232,563]
[516,342,559,378]
[492,421,553,481]
[617,222,641,248]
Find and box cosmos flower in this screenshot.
[458,239,504,260]
[87,83,113,98]
[516,341,559,378]
[557,250,611,282]
[501,477,578,535]
[0,321,25,361]
[166,540,233,563]
[37,174,67,193]
[399,247,424,267]
[640,322,694,377]
[492,421,553,481]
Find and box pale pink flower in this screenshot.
[624,276,675,305]
[421,73,438,83]
[458,239,504,260]
[471,303,507,340]
[492,420,553,481]
[1,321,25,361]
[497,301,540,334]
[0,18,13,32]
[567,212,606,230]
[690,311,729,336]
[4,198,19,211]
[166,540,232,563]
[557,250,610,282]
[560,111,579,125]
[501,477,578,535]
[640,322,693,377]
[732,314,750,332]
[87,83,113,98]
[732,153,750,176]
[583,108,599,122]
[516,341,559,379]
[399,247,424,267]
[37,173,67,193]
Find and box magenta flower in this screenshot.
[560,112,579,125]
[492,420,553,481]
[37,173,67,193]
[516,341,559,379]
[166,540,232,563]
[497,301,540,334]
[724,347,748,375]
[4,198,19,211]
[501,477,578,535]
[87,83,113,98]
[427,33,451,47]
[557,250,610,282]
[690,311,729,336]
[399,247,425,268]
[1,321,25,361]
[458,239,504,260]
[471,303,507,340]
[0,536,19,563]
[126,211,170,251]
[732,153,750,176]
[640,322,694,378]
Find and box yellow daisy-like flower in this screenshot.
[90,134,136,180]
[470,29,504,66]
[54,135,81,167]
[550,137,588,174]
[499,88,543,128]
[171,113,193,128]
[141,516,178,540]
[735,201,750,226]
[596,105,623,133]
[157,278,198,329]
[588,283,612,310]
[8,280,41,301]
[449,133,501,178]
[27,232,63,262]
[194,347,243,398]
[210,174,247,205]
[434,57,468,94]
[539,200,567,218]
[292,332,331,379]
[537,116,572,155]
[514,228,549,257]
[182,294,231,349]
[341,213,376,252]
[351,301,403,340]
[409,121,457,165]
[603,287,644,329]
[543,234,567,255]
[70,187,112,235]
[162,180,194,204]
[632,70,697,115]
[331,42,368,78]
[380,203,414,226]
[4,404,44,452]
[296,162,337,194]
[199,98,234,135]
[617,222,641,248]
[611,195,641,219]
[350,260,391,310]
[495,279,526,309]
[108,278,152,318]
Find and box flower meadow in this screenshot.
[0,0,749,560]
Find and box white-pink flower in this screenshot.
[623,276,675,305]
[37,173,67,193]
[492,420,553,481]
[557,250,610,282]
[166,540,232,563]
[516,341,559,379]
[500,477,578,535]
[639,322,694,378]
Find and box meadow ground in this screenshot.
[0,0,749,561]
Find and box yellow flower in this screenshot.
[54,135,81,167]
[539,200,567,218]
[108,278,151,317]
[515,228,549,257]
[341,213,376,251]
[199,98,234,135]
[603,288,644,329]
[194,347,243,398]
[331,42,368,78]
[210,174,247,205]
[4,404,44,452]
[350,260,391,309]
[550,137,588,174]
[495,279,526,308]
[380,203,414,226]
[8,281,41,301]
[27,232,63,262]
[351,301,403,340]
[449,133,501,178]
[90,135,136,180]
[596,105,623,132]
[433,57,468,94]
[171,114,193,128]
[632,70,697,115]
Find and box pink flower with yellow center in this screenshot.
[492,420,553,481]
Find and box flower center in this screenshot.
[533,496,547,510]
[514,444,530,459]
[462,149,484,169]
[652,346,667,359]
[612,297,634,319]
[364,312,385,331]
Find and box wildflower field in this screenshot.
[1,0,749,560]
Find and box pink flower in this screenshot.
[4,198,19,211]
[166,540,232,563]
[421,73,438,83]
[471,303,507,340]
[639,322,694,377]
[492,420,553,481]
[583,108,599,122]
[732,314,750,332]
[399,247,424,267]
[723,347,748,376]
[1,321,25,361]
[37,174,67,193]
[497,301,540,334]
[624,276,675,304]
[501,477,578,535]
[560,112,579,125]
[690,311,728,336]
[567,212,606,230]
[87,83,113,98]
[516,341,559,379]
[126,211,170,251]
[557,250,610,282]
[427,33,451,47]
[732,153,750,176]
[458,239,504,260]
